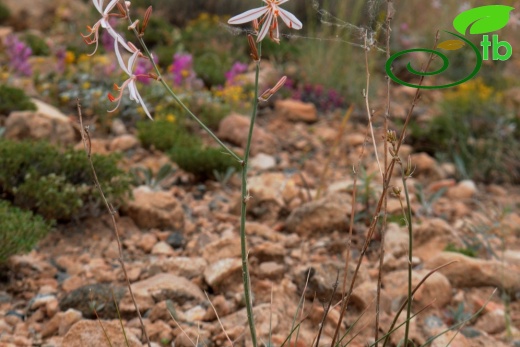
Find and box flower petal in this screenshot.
[114,40,131,75]
[278,8,302,30]
[128,80,138,101]
[132,83,153,120]
[128,50,139,73]
[103,0,119,16]
[257,10,273,42]
[92,0,103,14]
[228,6,268,24]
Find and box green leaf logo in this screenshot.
[453,5,514,35]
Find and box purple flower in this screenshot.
[225,62,248,85]
[5,35,32,77]
[55,46,66,73]
[171,53,195,86]
[135,58,154,85]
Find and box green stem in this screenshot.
[402,175,413,347]
[239,47,262,347]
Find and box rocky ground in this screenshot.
[0,87,520,347]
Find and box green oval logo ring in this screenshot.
[385,31,483,89]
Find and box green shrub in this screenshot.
[0,85,36,115]
[190,98,230,130]
[23,33,50,56]
[444,243,478,258]
[170,147,241,181]
[0,140,131,220]
[0,199,52,263]
[137,117,239,181]
[137,120,201,151]
[0,1,10,24]
[410,78,520,183]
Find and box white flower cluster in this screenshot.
[82,0,152,120]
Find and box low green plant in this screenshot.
[0,1,10,24]
[444,243,478,258]
[213,166,237,187]
[170,147,240,181]
[410,78,520,183]
[137,120,201,151]
[190,97,231,130]
[0,199,52,263]
[131,163,176,190]
[414,183,446,217]
[0,140,131,220]
[23,33,50,56]
[0,85,36,115]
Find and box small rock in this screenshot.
[286,193,351,235]
[251,242,285,263]
[55,255,83,276]
[241,172,300,215]
[5,100,75,145]
[61,275,85,293]
[204,258,242,289]
[447,180,477,199]
[58,309,83,336]
[111,118,128,135]
[250,153,277,170]
[258,261,285,279]
[384,269,452,309]
[420,315,470,347]
[156,256,207,279]
[218,113,277,155]
[59,284,126,319]
[410,152,442,178]
[296,260,368,301]
[110,134,139,152]
[137,233,158,253]
[122,186,185,229]
[413,218,462,261]
[145,320,173,342]
[74,138,110,155]
[151,241,175,256]
[30,294,57,311]
[63,320,142,347]
[275,99,318,123]
[202,237,241,263]
[345,133,366,147]
[384,223,409,257]
[120,274,204,313]
[184,305,207,322]
[166,231,185,249]
[475,309,506,334]
[206,295,232,319]
[424,252,520,292]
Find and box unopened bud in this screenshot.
[140,6,152,36]
[248,35,260,61]
[392,186,401,196]
[252,19,259,32]
[259,76,287,101]
[116,2,127,17]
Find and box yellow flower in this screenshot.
[166,114,176,123]
[82,81,91,89]
[65,51,75,64]
[77,54,90,64]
